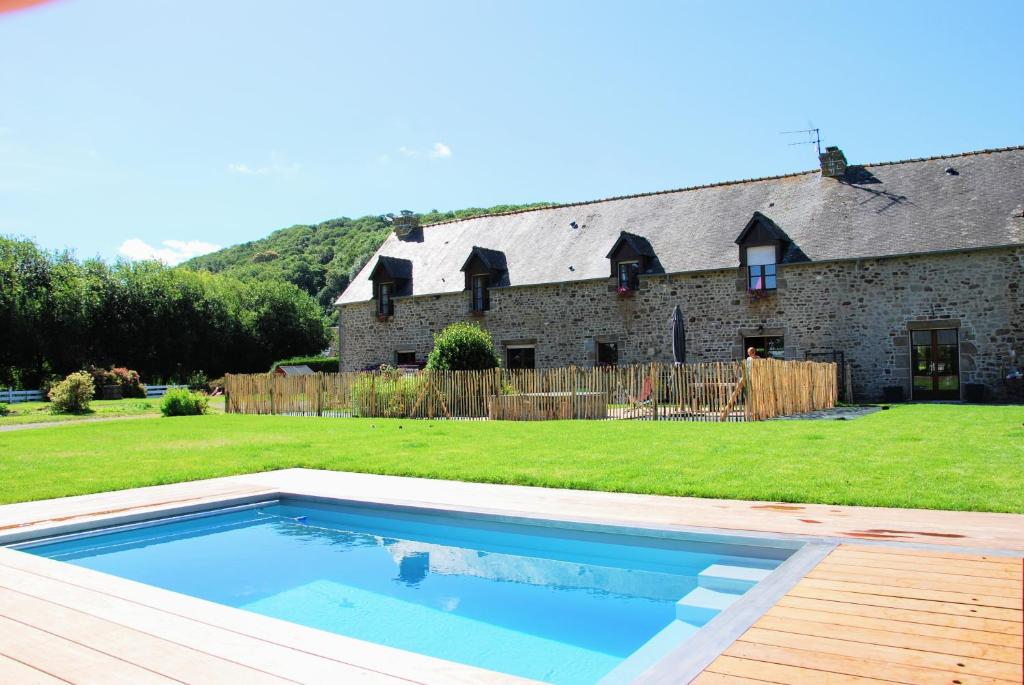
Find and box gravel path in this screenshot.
[770,405,882,421]
[0,414,160,432]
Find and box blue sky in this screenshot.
[2,0,1022,263]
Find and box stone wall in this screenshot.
[339,246,1024,401]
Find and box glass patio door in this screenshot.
[911,328,960,400]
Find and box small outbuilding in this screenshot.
[274,364,314,377]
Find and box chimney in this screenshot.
[819,146,847,178]
[392,210,419,240]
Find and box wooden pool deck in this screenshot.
[693,545,1022,685]
[0,470,1021,684]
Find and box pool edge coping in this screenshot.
[3,487,821,685]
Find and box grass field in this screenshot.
[1,404,1021,512]
[0,398,164,426]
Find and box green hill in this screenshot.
[184,204,551,314]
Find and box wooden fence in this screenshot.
[0,388,44,404]
[224,359,837,422]
[0,384,186,404]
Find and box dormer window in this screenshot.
[472,274,490,312]
[746,246,777,291]
[369,256,412,319]
[378,282,393,316]
[606,232,658,293]
[617,261,640,291]
[461,246,507,314]
[735,212,791,295]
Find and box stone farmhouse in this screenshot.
[335,145,1024,402]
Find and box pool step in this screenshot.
[675,586,741,625]
[697,564,772,594]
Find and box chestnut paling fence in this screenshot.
[224,359,837,422]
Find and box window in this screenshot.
[378,283,393,316]
[617,261,640,291]
[472,274,490,312]
[744,336,784,360]
[395,351,416,365]
[746,245,777,291]
[506,345,536,370]
[597,341,618,366]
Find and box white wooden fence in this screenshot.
[145,385,187,398]
[1,385,185,404]
[0,388,44,403]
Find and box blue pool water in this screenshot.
[20,499,793,684]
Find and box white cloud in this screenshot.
[428,142,452,159]
[227,162,261,175]
[227,152,300,176]
[398,146,417,158]
[119,238,222,265]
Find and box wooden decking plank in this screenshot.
[840,545,1023,565]
[724,640,1015,685]
[753,614,1022,665]
[705,655,897,685]
[766,604,1023,647]
[0,550,510,684]
[0,654,68,685]
[0,614,178,685]
[0,586,293,684]
[813,561,1024,593]
[808,566,1023,598]
[0,565,394,684]
[774,595,1022,635]
[690,671,781,685]
[740,626,1020,681]
[788,584,1022,621]
[798,577,1021,610]
[825,551,1023,579]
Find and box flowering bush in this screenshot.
[160,388,208,416]
[86,365,146,398]
[747,288,772,303]
[616,286,634,298]
[49,371,95,413]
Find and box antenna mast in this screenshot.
[781,127,822,155]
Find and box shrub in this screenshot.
[86,365,146,398]
[187,370,209,391]
[270,356,339,374]
[160,388,209,417]
[425,322,500,371]
[207,376,226,393]
[351,365,422,417]
[0,403,9,417]
[48,371,95,413]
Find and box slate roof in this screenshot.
[337,146,1024,304]
[275,365,314,376]
[460,246,508,273]
[370,255,413,280]
[605,232,656,259]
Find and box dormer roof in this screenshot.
[605,231,656,259]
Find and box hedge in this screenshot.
[269,356,339,374]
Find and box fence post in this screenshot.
[316,373,323,417]
[651,364,659,421]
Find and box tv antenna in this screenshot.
[781,127,821,155]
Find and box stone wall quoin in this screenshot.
[338,246,1021,400]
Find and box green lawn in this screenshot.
[0,398,165,426]
[0,404,1021,512]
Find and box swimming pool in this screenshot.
[15,498,800,684]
